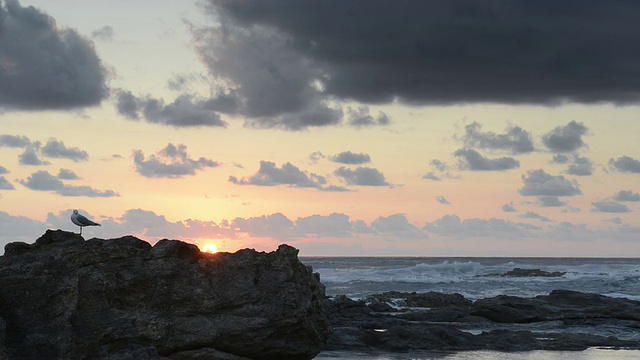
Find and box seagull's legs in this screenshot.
[79,226,82,235]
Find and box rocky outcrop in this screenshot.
[324,290,640,352]
[0,230,330,360]
[481,268,567,278]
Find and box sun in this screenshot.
[201,243,218,254]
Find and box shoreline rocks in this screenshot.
[0,230,330,360]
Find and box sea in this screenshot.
[300,257,640,360]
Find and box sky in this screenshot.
[1,0,640,256]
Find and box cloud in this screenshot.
[242,101,343,130]
[329,151,371,165]
[371,214,427,240]
[334,166,390,186]
[0,165,7,175]
[613,190,640,202]
[295,213,357,237]
[346,106,390,127]
[91,25,115,41]
[0,134,30,148]
[0,211,48,247]
[519,211,552,222]
[537,196,567,207]
[502,203,517,212]
[57,168,79,180]
[592,201,631,213]
[41,139,89,162]
[551,154,570,164]
[422,172,441,181]
[18,145,49,166]
[18,170,118,197]
[0,176,14,190]
[309,151,325,164]
[542,121,588,153]
[454,148,520,171]
[435,196,451,205]
[0,0,108,110]
[422,159,459,181]
[200,1,640,106]
[115,91,227,128]
[564,155,594,176]
[231,213,296,240]
[519,169,582,197]
[424,214,538,238]
[229,161,326,189]
[609,156,640,174]
[462,122,534,154]
[133,143,219,178]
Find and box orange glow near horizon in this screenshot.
[201,243,218,254]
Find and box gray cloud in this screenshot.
[423,159,459,181]
[41,139,89,162]
[564,155,594,176]
[435,196,451,205]
[422,172,441,181]
[0,176,14,190]
[243,102,343,131]
[201,1,640,106]
[18,145,49,166]
[229,161,327,189]
[115,91,227,128]
[91,25,115,41]
[0,134,30,148]
[424,214,538,238]
[519,169,582,197]
[0,165,7,175]
[542,121,588,153]
[295,213,356,238]
[0,0,108,110]
[19,170,118,197]
[334,166,390,186]
[502,203,517,212]
[0,211,48,247]
[613,190,640,202]
[592,201,631,213]
[537,196,567,207]
[329,151,371,165]
[309,151,324,164]
[463,122,534,154]
[57,168,79,180]
[454,148,520,171]
[519,211,552,222]
[371,214,427,240]
[133,143,219,178]
[609,156,640,174]
[231,213,296,240]
[551,154,570,164]
[346,106,390,127]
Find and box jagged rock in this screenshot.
[0,230,330,360]
[481,268,566,278]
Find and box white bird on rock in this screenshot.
[70,210,101,235]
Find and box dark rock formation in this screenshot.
[0,230,330,360]
[481,268,567,278]
[323,290,640,352]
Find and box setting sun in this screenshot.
[201,244,218,254]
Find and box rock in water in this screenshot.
[0,230,331,360]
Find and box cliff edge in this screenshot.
[0,230,330,360]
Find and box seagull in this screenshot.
[70,210,101,235]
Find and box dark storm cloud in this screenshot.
[18,170,118,197]
[334,166,390,187]
[454,148,520,171]
[0,0,108,110]
[542,121,588,153]
[592,201,631,213]
[329,151,371,165]
[133,143,218,178]
[41,139,88,162]
[115,91,227,128]
[519,169,582,197]
[229,161,327,189]
[463,122,534,154]
[609,156,640,174]
[613,190,640,202]
[0,134,30,147]
[202,0,640,106]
